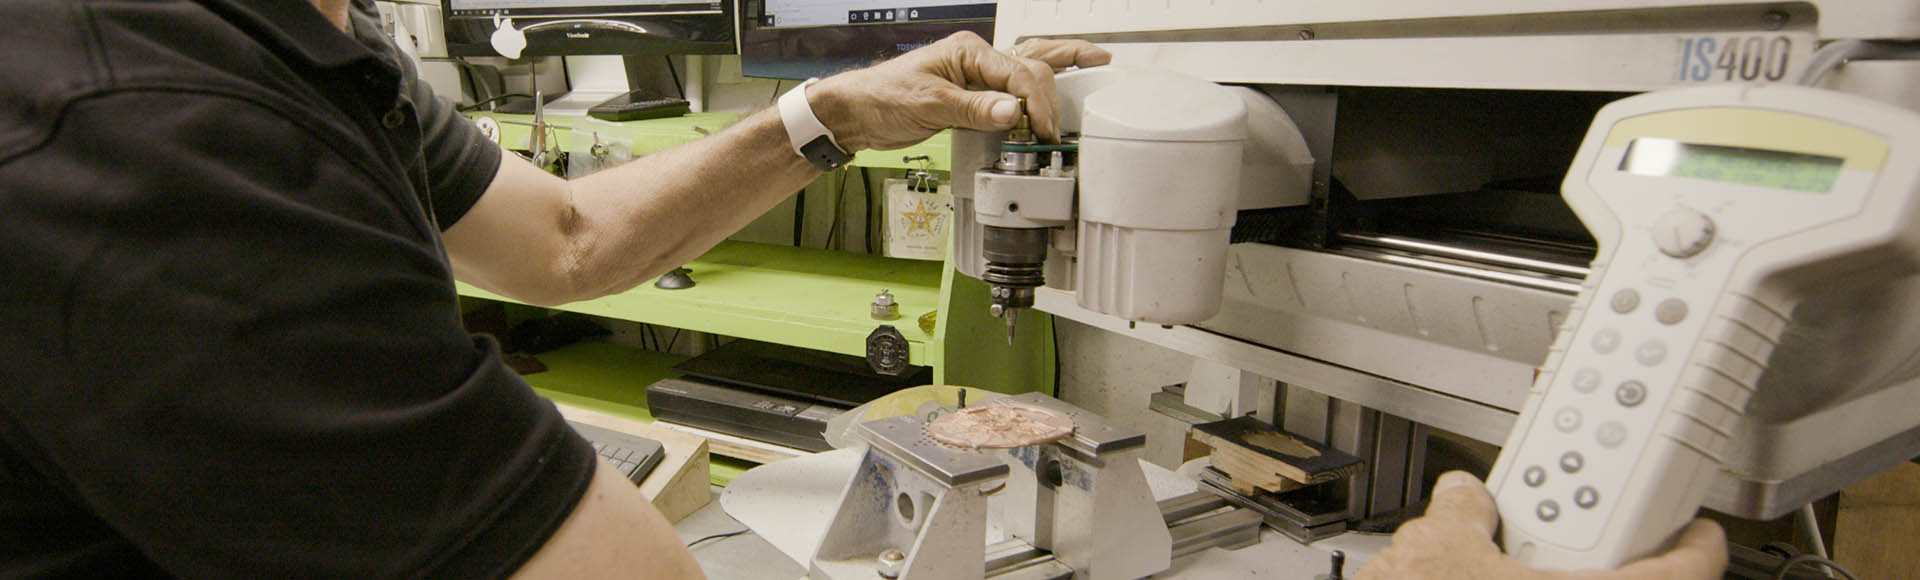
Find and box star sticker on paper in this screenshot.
[903,199,940,236]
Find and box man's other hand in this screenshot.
[1357,471,1727,580]
[807,32,1110,151]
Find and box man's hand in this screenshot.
[1357,471,1727,580]
[806,32,1110,151]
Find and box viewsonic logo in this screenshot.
[566,32,591,39]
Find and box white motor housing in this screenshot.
[1074,73,1247,324]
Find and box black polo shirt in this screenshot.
[0,0,596,578]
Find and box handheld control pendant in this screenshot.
[1487,85,1920,569]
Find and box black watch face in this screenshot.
[801,136,851,170]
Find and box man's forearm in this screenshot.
[445,108,818,305]
[445,34,1110,306]
[559,108,818,298]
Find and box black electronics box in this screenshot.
[645,376,841,452]
[671,340,931,408]
[587,89,691,122]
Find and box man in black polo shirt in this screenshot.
[0,0,1105,577]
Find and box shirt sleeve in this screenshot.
[404,50,502,230]
[1,88,594,580]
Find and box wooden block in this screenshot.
[1203,438,1306,494]
[555,403,713,523]
[1189,416,1364,491]
[649,420,813,465]
[1836,462,1920,580]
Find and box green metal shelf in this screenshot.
[460,241,943,364]
[472,111,952,169]
[461,111,1051,486]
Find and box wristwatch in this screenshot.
[778,78,853,171]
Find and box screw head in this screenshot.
[876,549,907,578]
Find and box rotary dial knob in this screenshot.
[1652,207,1716,258]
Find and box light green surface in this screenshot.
[517,342,748,486]
[522,342,688,422]
[474,112,744,155]
[853,131,954,171]
[708,456,754,487]
[473,111,953,167]
[933,269,1056,396]
[478,110,952,169]
[461,241,943,364]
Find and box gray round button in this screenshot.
[1560,451,1585,473]
[1574,486,1601,509]
[1592,329,1623,354]
[1554,408,1583,433]
[1596,421,1628,449]
[1616,381,1648,408]
[1572,368,1603,394]
[1537,500,1562,522]
[1634,340,1668,366]
[1524,465,1547,487]
[1611,289,1642,314]
[1656,298,1689,325]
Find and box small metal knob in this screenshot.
[872,289,901,320]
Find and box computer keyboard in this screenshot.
[568,420,667,486]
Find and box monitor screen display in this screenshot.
[759,0,992,28]
[442,0,736,57]
[739,0,993,80]
[449,0,695,10]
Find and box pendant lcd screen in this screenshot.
[1620,137,1843,194]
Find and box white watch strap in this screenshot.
[779,79,845,156]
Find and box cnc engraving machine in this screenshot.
[949,0,1920,575]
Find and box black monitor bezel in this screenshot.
[441,0,740,57]
[736,0,993,80]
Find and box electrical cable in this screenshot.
[1795,504,1831,561]
[793,189,807,246]
[825,169,850,249]
[663,55,686,99]
[1796,39,1920,86]
[1772,555,1859,580]
[684,528,750,548]
[861,167,875,254]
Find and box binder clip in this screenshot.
[904,155,939,193]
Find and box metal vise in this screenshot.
[809,393,1173,580]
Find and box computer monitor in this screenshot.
[442,0,738,57]
[738,0,993,80]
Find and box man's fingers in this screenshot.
[929,85,1021,133]
[1011,39,1113,71]
[925,32,1069,141]
[1010,57,1061,141]
[1612,519,1728,580]
[1420,471,1499,539]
